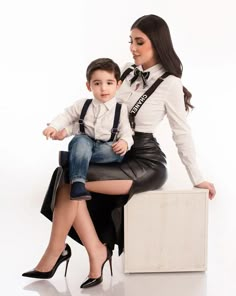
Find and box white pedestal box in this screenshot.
[124,189,208,273]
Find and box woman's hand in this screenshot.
[112,139,128,156]
[195,181,216,200]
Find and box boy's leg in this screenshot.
[91,141,123,163]
[68,134,94,200]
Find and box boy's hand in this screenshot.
[53,129,68,141]
[42,127,57,140]
[112,139,128,156]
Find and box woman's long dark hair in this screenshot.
[131,14,193,111]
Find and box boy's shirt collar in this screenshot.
[92,96,117,110]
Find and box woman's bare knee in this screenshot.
[54,184,71,207]
[85,180,133,195]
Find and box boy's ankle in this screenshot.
[70,182,91,200]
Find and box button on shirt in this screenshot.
[49,96,134,149]
[116,63,204,185]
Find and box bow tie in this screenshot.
[130,68,150,88]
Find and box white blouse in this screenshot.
[117,63,204,185]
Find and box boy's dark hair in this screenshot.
[86,58,120,82]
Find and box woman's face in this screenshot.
[129,28,157,70]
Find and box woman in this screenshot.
[22,14,216,288]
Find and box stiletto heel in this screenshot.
[64,258,70,277]
[22,243,72,279]
[109,257,113,276]
[80,245,113,289]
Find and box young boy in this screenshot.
[43,58,133,200]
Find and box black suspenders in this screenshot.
[78,99,122,141]
[109,103,122,141]
[129,72,170,130]
[120,64,137,82]
[120,65,170,130]
[79,99,92,134]
[78,66,169,137]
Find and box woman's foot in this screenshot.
[80,244,113,288]
[34,245,66,272]
[88,244,108,278]
[22,244,71,279]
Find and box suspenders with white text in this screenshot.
[120,65,170,130]
[78,66,170,137]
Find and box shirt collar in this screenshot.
[92,96,117,110]
[138,63,165,76]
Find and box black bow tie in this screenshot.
[130,68,150,88]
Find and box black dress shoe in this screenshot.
[70,182,92,200]
[22,243,71,279]
[80,245,113,289]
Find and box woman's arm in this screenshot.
[194,181,216,200]
[165,77,216,199]
[116,104,134,150]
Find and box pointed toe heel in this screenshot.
[80,245,113,289]
[22,243,72,279]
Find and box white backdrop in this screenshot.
[0,0,235,212]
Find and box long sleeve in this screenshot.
[117,104,134,150]
[165,77,204,185]
[49,100,84,132]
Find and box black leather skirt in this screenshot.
[41,132,167,254]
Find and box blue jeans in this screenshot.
[68,134,123,183]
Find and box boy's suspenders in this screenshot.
[78,65,170,137]
[78,99,122,141]
[109,103,122,141]
[119,65,170,130]
[79,99,93,134]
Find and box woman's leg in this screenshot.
[35,184,78,271]
[72,179,133,278]
[86,180,133,195]
[72,200,108,278]
[35,179,132,273]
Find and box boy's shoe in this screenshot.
[70,182,92,200]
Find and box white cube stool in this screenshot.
[124,188,208,273]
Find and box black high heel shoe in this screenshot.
[80,245,113,289]
[22,243,71,279]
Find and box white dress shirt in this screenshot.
[117,63,204,185]
[49,96,134,149]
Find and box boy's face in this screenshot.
[86,70,121,103]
